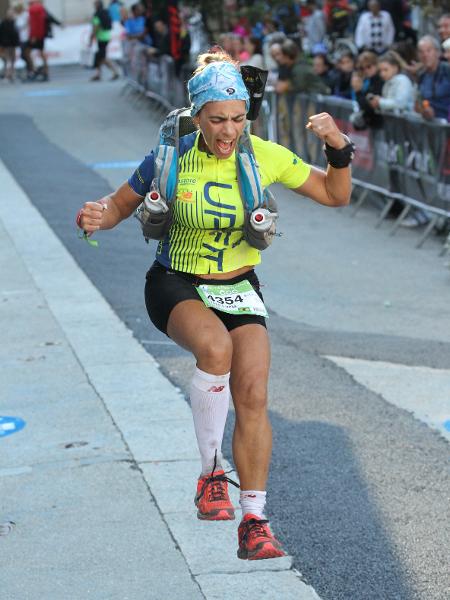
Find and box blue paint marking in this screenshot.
[0,416,26,438]
[443,420,450,432]
[24,89,70,98]
[88,161,140,170]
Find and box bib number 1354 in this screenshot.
[196,279,268,317]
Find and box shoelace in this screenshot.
[242,518,271,542]
[196,451,240,503]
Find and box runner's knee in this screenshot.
[233,379,268,418]
[195,332,233,373]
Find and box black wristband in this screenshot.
[324,135,355,169]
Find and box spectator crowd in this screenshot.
[1,0,449,125]
[198,0,449,125]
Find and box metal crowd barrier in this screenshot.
[121,40,189,110]
[262,92,450,251]
[121,43,450,254]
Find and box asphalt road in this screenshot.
[1,66,449,600]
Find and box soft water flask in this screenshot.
[144,190,168,214]
[250,209,274,232]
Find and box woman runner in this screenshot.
[76,49,353,560]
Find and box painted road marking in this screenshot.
[0,416,26,438]
[24,89,71,97]
[326,356,450,441]
[87,161,140,169]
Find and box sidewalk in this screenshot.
[0,159,320,599]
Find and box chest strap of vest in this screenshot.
[153,108,264,215]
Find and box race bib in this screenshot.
[197,279,268,317]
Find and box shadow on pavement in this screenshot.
[224,413,417,600]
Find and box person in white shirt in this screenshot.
[13,3,33,78]
[355,0,395,55]
[367,50,415,111]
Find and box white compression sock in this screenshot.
[189,367,230,475]
[239,490,267,519]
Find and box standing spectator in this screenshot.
[266,41,285,85]
[90,0,119,81]
[350,50,384,128]
[147,19,170,57]
[275,39,329,94]
[330,50,356,98]
[124,3,150,43]
[355,0,395,55]
[232,35,249,63]
[108,0,123,24]
[14,3,33,80]
[0,9,19,82]
[324,0,352,40]
[217,33,238,61]
[28,0,48,81]
[437,13,450,45]
[367,50,415,112]
[416,35,450,121]
[312,53,335,91]
[241,36,265,69]
[370,50,428,228]
[303,0,326,54]
[174,13,191,76]
[263,30,286,72]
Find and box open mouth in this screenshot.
[216,139,234,155]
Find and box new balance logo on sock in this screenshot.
[244,494,257,498]
[208,385,225,393]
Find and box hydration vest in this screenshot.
[135,107,278,250]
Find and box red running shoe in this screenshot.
[195,469,239,521]
[237,513,286,560]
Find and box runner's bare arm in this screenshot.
[292,165,351,207]
[291,113,352,207]
[78,182,144,233]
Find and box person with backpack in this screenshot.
[90,0,119,81]
[75,49,353,560]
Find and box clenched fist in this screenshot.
[306,113,346,149]
[77,201,106,233]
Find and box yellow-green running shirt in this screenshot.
[128,131,311,274]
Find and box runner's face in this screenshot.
[195,100,247,159]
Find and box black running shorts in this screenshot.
[94,41,108,66]
[28,38,45,51]
[144,260,267,336]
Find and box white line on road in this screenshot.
[326,356,450,442]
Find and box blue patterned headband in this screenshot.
[188,61,250,117]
